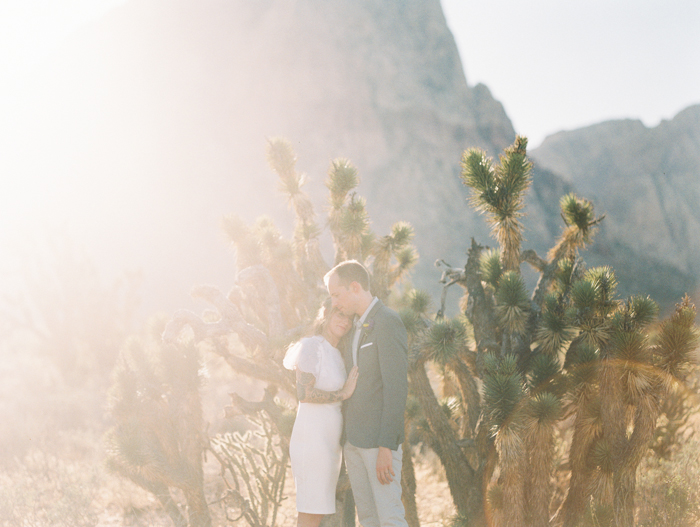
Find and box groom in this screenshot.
[324,260,408,527]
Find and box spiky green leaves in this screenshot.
[483,354,524,432]
[222,214,262,268]
[405,289,432,315]
[548,194,601,261]
[584,267,618,309]
[560,193,595,231]
[627,296,658,328]
[394,246,418,271]
[266,137,297,182]
[570,267,619,347]
[528,353,562,394]
[590,438,614,475]
[389,221,414,248]
[325,158,368,261]
[324,157,372,262]
[460,149,495,199]
[340,193,369,236]
[480,248,502,288]
[571,280,598,312]
[371,221,418,296]
[461,137,531,216]
[495,271,530,335]
[374,222,415,263]
[610,329,655,402]
[398,290,432,346]
[655,296,700,385]
[460,136,532,271]
[264,140,323,278]
[106,324,205,477]
[266,137,311,214]
[566,341,599,390]
[399,308,423,344]
[535,294,578,355]
[422,318,469,366]
[293,221,322,252]
[553,258,576,294]
[499,136,531,196]
[526,392,562,426]
[326,158,359,209]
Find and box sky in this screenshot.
[441,0,700,146]
[0,0,698,147]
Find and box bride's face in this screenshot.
[327,310,352,341]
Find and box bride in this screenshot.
[284,298,359,527]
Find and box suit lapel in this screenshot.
[357,300,382,350]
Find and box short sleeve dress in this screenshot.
[283,335,348,514]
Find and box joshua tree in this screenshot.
[405,136,699,527]
[107,137,420,527]
[106,136,698,527]
[105,316,211,527]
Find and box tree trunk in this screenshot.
[450,356,481,438]
[185,487,213,527]
[464,239,498,364]
[408,358,481,519]
[552,389,600,527]
[612,467,635,527]
[401,435,420,527]
[150,483,188,527]
[496,427,526,527]
[599,358,629,527]
[612,394,661,527]
[525,422,556,527]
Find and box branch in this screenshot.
[408,357,477,516]
[234,266,286,340]
[224,388,292,441]
[214,341,295,395]
[435,259,467,318]
[521,249,546,273]
[462,240,498,362]
[162,304,267,352]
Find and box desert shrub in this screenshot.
[636,435,700,527]
[0,232,139,387]
[0,344,109,465]
[0,448,100,527]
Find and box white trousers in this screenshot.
[343,443,407,527]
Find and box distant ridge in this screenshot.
[532,104,700,309]
[4,0,693,314]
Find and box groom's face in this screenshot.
[327,273,356,317]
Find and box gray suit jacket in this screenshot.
[343,299,408,450]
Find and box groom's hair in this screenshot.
[324,260,370,291]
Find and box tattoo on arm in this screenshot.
[296,370,343,404]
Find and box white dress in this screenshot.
[284,335,347,514]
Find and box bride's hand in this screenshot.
[340,366,359,400]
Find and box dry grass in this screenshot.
[1,345,698,527]
[268,447,456,527]
[0,342,456,527]
[0,436,456,527]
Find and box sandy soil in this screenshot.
[91,448,455,527]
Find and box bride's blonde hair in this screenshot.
[311,297,351,349]
[312,297,336,336]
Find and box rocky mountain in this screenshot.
[532,105,700,310]
[4,0,570,313]
[9,0,689,317]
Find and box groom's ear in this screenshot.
[349,281,362,294]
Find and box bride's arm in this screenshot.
[296,366,359,403]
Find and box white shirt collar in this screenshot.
[356,296,379,328]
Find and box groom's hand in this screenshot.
[376,446,395,485]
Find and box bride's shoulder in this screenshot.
[301,335,323,345]
[299,335,326,353]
